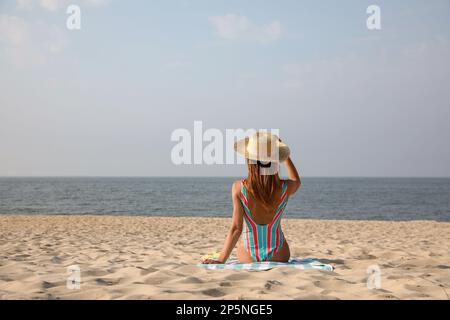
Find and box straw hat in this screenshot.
[234,131,290,163]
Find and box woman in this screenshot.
[202,131,301,264]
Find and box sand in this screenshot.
[0,215,449,300]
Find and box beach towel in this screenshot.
[198,258,334,271]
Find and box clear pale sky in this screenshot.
[0,0,449,177]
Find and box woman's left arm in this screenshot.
[202,181,243,264]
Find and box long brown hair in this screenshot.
[246,162,281,209]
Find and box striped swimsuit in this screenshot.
[239,179,289,262]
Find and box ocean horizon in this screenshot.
[1,177,449,221]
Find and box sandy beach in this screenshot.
[0,215,449,300]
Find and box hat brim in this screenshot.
[234,137,290,162]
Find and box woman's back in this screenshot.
[239,179,289,262]
[242,179,287,225]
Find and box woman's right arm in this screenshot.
[202,181,243,264]
[285,157,301,195]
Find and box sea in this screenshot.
[0,177,449,221]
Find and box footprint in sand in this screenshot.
[403,283,430,293]
[219,282,232,287]
[357,253,377,260]
[264,280,282,290]
[179,276,203,284]
[136,266,158,276]
[371,289,398,299]
[143,276,169,285]
[84,269,110,277]
[336,277,357,285]
[95,278,120,286]
[320,289,340,299]
[13,254,31,261]
[202,288,226,297]
[0,276,13,282]
[41,281,57,289]
[51,256,62,264]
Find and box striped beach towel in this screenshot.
[198,258,334,271]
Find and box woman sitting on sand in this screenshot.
[203,132,301,264]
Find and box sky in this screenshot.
[0,0,449,177]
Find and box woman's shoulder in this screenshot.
[232,179,243,190]
[231,180,244,199]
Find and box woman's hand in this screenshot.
[202,258,224,264]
